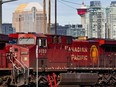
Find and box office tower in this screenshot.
[88,1,105,38]
[106,1,116,39]
[2,23,15,35]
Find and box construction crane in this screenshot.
[0,0,17,34]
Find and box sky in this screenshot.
[2,0,113,25]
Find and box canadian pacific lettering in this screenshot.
[65,46,88,61]
[71,54,87,61]
[65,46,87,52]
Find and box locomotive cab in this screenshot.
[7,33,47,69]
[5,33,48,86]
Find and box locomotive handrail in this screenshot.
[8,57,18,70]
[13,56,26,74]
[13,56,29,85]
[20,57,30,84]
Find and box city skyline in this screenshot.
[2,0,113,25]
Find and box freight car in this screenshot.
[2,33,116,87]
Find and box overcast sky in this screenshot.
[2,0,113,25]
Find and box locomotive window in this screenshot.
[38,38,47,47]
[9,39,17,44]
[53,36,58,43]
[53,36,61,43]
[18,37,35,44]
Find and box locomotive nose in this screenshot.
[19,47,29,67]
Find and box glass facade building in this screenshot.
[106,1,116,39]
[88,1,105,38]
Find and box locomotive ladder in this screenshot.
[9,53,29,86]
[14,57,29,86]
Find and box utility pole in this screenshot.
[0,0,17,34]
[55,0,57,34]
[0,0,2,33]
[36,45,38,87]
[43,0,46,34]
[48,0,51,34]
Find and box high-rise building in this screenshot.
[88,1,105,38]
[12,2,47,33]
[2,23,15,35]
[106,1,116,39]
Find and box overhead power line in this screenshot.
[58,0,76,10]
[61,0,82,5]
[59,0,106,9]
[60,0,90,7]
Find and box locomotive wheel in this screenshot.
[97,73,116,86]
[0,78,3,85]
[38,75,48,87]
[108,74,116,86]
[97,74,108,86]
[109,78,115,86]
[0,77,12,87]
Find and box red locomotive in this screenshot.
[0,33,116,86]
